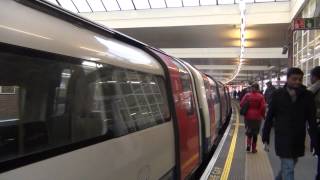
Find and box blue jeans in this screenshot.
[316,156,320,180]
[275,158,298,180]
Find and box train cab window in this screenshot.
[0,49,170,163]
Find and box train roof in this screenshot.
[0,0,164,75]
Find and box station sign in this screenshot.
[292,17,320,30]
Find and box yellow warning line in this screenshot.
[220,105,240,180]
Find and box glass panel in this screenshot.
[308,42,314,59]
[133,0,151,9]
[309,30,315,42]
[102,0,121,11]
[117,0,135,10]
[166,0,183,7]
[218,0,234,4]
[316,30,320,40]
[303,32,308,48]
[0,49,169,163]
[303,47,308,60]
[315,39,320,56]
[57,0,79,12]
[73,0,92,12]
[303,62,307,74]
[87,0,106,11]
[183,0,200,6]
[308,59,314,74]
[200,0,217,5]
[149,0,167,8]
[255,0,274,2]
[235,0,254,3]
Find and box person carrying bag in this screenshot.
[240,83,266,153]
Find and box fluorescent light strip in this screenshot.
[225,0,245,84]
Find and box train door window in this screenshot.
[172,61,195,116]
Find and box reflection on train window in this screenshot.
[0,51,170,163]
[53,69,71,116]
[0,86,17,94]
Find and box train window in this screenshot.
[172,61,195,116]
[0,49,170,163]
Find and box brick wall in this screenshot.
[0,94,19,120]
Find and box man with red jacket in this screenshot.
[240,83,266,153]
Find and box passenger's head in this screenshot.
[251,83,260,92]
[311,66,320,84]
[266,81,272,88]
[286,67,303,89]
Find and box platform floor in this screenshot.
[201,102,318,180]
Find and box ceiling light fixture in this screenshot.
[225,0,246,84]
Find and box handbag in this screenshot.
[240,101,249,115]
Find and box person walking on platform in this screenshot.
[240,83,266,153]
[233,90,237,99]
[237,90,241,100]
[262,67,320,180]
[264,81,276,105]
[308,66,320,180]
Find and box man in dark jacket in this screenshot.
[309,66,320,180]
[262,68,319,180]
[264,81,276,105]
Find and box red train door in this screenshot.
[150,49,200,180]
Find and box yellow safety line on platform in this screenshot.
[220,105,240,180]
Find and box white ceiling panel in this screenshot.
[73,0,92,12]
[117,0,135,10]
[166,0,183,7]
[183,0,200,6]
[87,0,106,11]
[133,0,151,9]
[102,0,120,11]
[57,0,78,12]
[149,0,167,8]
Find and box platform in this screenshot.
[201,102,318,180]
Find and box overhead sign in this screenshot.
[292,17,320,30]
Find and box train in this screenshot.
[0,0,232,179]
